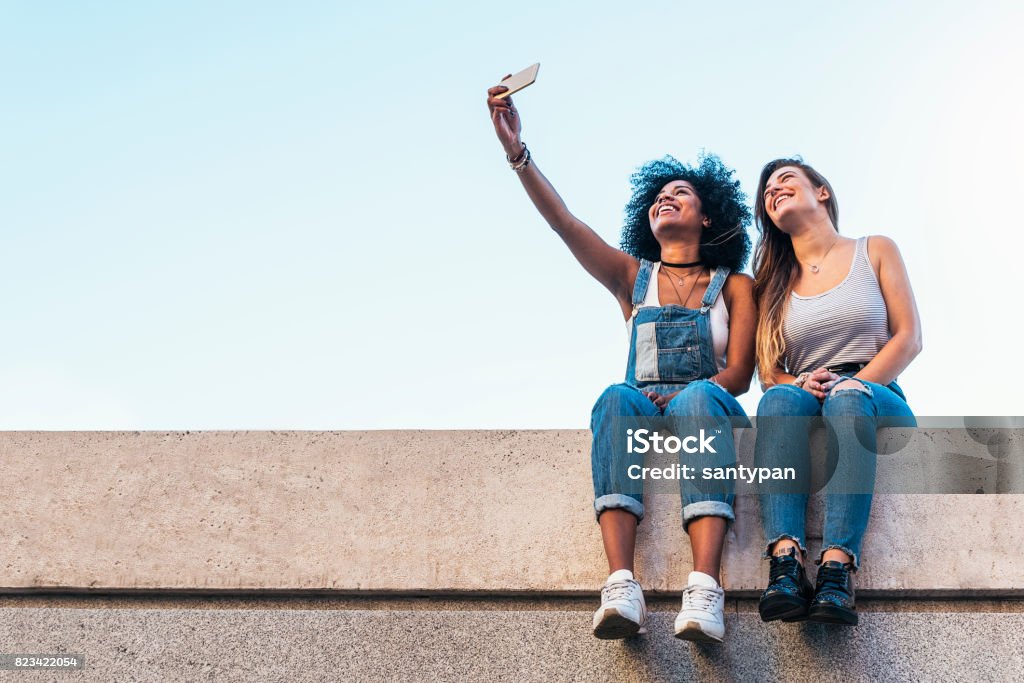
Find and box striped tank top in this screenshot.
[782,236,890,375]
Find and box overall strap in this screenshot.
[700,266,731,314]
[632,259,656,308]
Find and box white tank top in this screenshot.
[626,264,730,372]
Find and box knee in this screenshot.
[758,383,813,416]
[822,380,874,416]
[829,379,872,397]
[592,383,647,417]
[664,380,719,416]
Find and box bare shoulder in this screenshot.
[723,271,754,292]
[722,272,754,304]
[866,234,902,260]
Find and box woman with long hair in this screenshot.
[485,80,756,642]
[752,158,922,625]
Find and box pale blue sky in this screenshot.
[2,1,1021,428]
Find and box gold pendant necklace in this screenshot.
[662,265,705,307]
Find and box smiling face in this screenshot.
[648,180,708,239]
[761,166,831,230]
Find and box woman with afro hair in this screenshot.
[486,80,756,643]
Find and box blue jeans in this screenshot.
[591,379,747,530]
[755,378,915,568]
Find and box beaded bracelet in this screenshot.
[507,143,531,173]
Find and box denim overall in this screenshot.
[590,260,747,529]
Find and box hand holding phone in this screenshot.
[493,63,540,99]
[487,67,537,155]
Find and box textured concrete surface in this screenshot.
[5,595,1024,613]
[2,430,1022,594]
[1,602,1023,682]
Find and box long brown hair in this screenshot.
[752,159,839,383]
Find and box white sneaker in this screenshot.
[592,569,647,639]
[674,571,726,643]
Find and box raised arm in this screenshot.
[487,80,639,319]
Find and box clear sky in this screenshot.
[2,1,1022,429]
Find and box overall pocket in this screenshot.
[634,320,702,383]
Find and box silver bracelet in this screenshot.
[507,143,531,172]
[793,372,810,388]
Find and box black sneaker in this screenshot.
[758,547,814,622]
[807,560,858,625]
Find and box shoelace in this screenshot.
[682,585,720,612]
[602,579,638,602]
[816,565,850,593]
[768,555,801,588]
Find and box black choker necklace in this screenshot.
[662,259,703,268]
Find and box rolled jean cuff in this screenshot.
[763,535,807,561]
[594,494,644,523]
[682,500,734,531]
[818,544,860,571]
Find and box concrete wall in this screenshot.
[3,430,1022,595]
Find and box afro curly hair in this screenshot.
[620,153,752,271]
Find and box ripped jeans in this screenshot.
[755,377,915,569]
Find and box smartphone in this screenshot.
[494,63,540,99]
